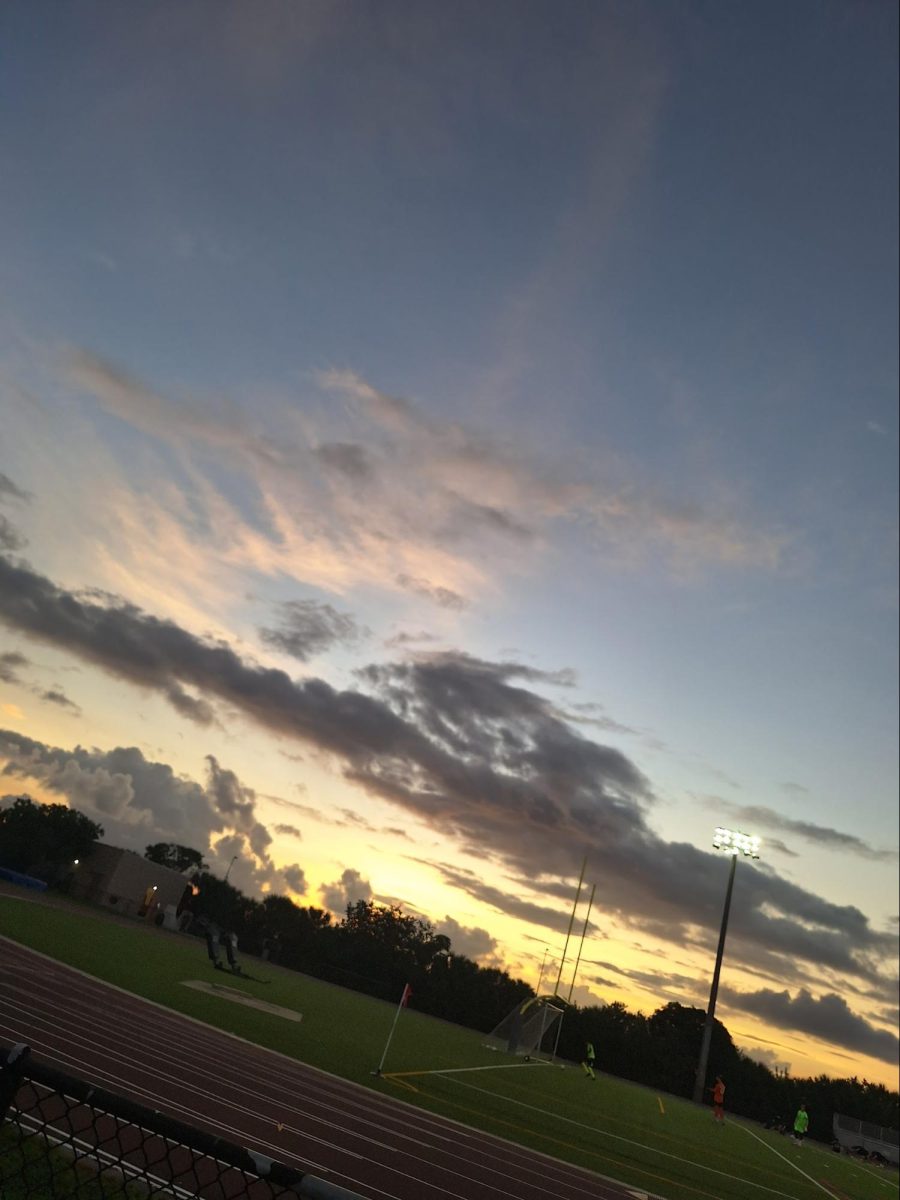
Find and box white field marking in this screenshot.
[0,1015,579,1200]
[388,1061,547,1077]
[181,979,304,1021]
[731,1122,843,1199]
[441,1075,808,1200]
[0,939,660,1200]
[0,972,609,1193]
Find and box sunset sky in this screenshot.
[1,2,897,1089]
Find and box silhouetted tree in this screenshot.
[144,843,208,873]
[0,795,102,880]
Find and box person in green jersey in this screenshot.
[792,1104,809,1143]
[582,1041,596,1079]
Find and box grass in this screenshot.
[1,895,897,1200]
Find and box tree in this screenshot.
[144,843,208,873]
[0,795,102,880]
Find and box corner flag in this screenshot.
[373,982,413,1076]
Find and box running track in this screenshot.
[0,936,654,1200]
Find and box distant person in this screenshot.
[203,920,224,970]
[581,1041,596,1080]
[709,1076,725,1123]
[792,1104,809,1143]
[223,930,239,971]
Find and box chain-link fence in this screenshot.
[1,1043,364,1199]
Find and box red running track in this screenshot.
[0,935,653,1200]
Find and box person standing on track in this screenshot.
[710,1076,726,1123]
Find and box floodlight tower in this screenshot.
[691,827,761,1105]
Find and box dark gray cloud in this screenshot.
[0,729,213,837]
[0,651,28,684]
[0,474,29,552]
[435,915,498,963]
[726,986,900,1066]
[319,867,373,914]
[708,799,898,863]
[0,553,896,1028]
[40,688,80,713]
[259,599,366,661]
[396,573,466,610]
[0,515,26,552]
[273,823,302,839]
[383,631,439,648]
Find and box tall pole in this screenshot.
[553,856,586,998]
[224,855,238,883]
[567,882,596,1003]
[692,851,738,1104]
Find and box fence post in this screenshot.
[0,1042,30,1120]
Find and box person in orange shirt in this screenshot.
[710,1076,726,1123]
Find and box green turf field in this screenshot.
[1,896,897,1200]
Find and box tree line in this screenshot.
[2,799,897,1145]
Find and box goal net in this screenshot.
[484,995,564,1060]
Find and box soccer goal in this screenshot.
[484,995,565,1061]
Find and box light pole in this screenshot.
[691,827,760,1105]
[224,855,238,883]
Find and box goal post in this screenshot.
[483,995,565,1061]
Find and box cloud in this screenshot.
[40,688,80,713]
[396,574,467,611]
[58,345,786,629]
[273,823,302,839]
[727,986,900,1066]
[0,474,31,503]
[259,599,366,661]
[0,652,28,684]
[0,554,895,1005]
[435,915,498,964]
[319,868,373,914]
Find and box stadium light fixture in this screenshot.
[712,827,760,858]
[691,827,762,1105]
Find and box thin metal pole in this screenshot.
[553,856,586,998]
[567,882,596,1003]
[692,852,738,1104]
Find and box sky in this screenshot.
[0,0,897,1089]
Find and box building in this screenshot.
[69,844,193,923]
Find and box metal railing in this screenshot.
[1,1043,364,1199]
